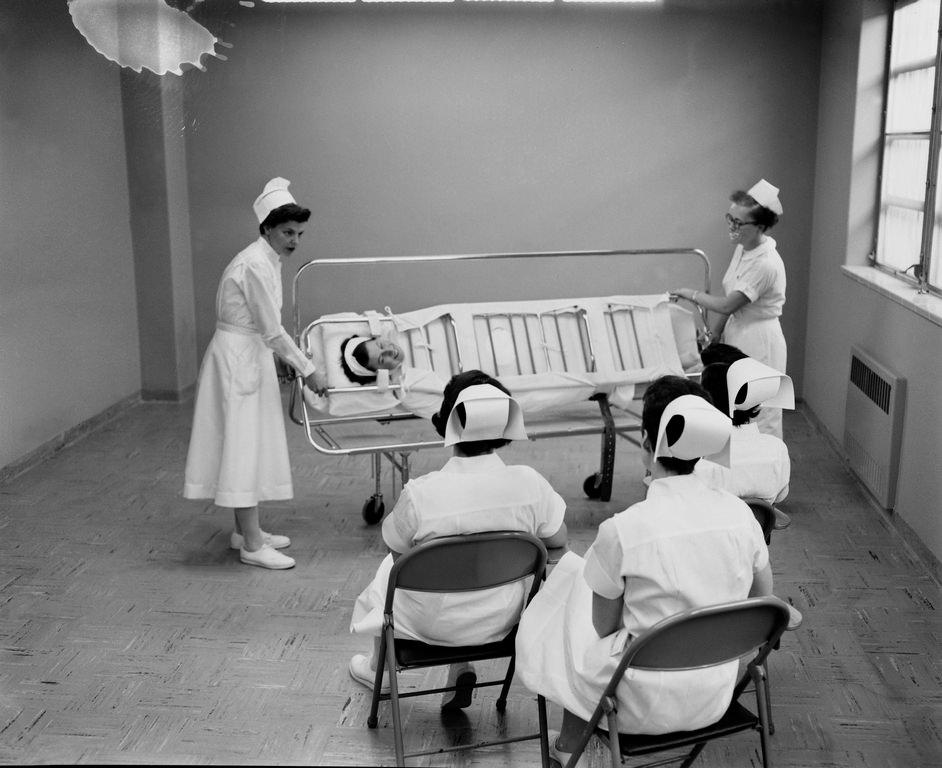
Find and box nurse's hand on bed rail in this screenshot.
[304,370,329,396]
[670,288,698,303]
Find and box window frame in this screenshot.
[873,0,942,297]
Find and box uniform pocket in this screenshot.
[233,347,262,396]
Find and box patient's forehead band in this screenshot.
[343,336,375,379]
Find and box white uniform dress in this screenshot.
[694,423,790,504]
[183,237,315,508]
[721,236,787,438]
[350,453,566,646]
[516,474,768,735]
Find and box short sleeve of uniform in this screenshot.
[731,255,776,304]
[530,471,567,538]
[382,486,420,553]
[583,517,625,599]
[749,517,771,573]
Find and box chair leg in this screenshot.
[367,689,381,729]
[383,634,407,766]
[538,695,551,768]
[754,670,773,768]
[367,635,388,729]
[763,661,775,735]
[496,656,516,711]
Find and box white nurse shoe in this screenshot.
[239,544,295,570]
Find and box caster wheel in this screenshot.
[583,473,602,499]
[362,496,385,525]
[367,715,378,728]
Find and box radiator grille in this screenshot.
[843,345,905,510]
[849,355,892,413]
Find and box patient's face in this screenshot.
[363,338,404,370]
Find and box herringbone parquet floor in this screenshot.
[1,396,941,766]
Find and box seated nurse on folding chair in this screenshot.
[349,369,569,708]
[515,375,775,768]
[694,356,795,509]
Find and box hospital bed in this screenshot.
[288,248,712,524]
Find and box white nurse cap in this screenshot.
[253,177,296,223]
[726,358,795,414]
[654,394,732,466]
[747,178,783,215]
[443,384,528,447]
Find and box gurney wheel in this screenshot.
[583,473,603,499]
[362,496,385,525]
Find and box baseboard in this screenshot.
[797,400,942,589]
[141,382,196,403]
[0,392,142,486]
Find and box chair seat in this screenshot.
[394,634,516,668]
[610,701,759,756]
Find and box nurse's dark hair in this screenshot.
[729,189,779,231]
[700,341,748,367]
[699,362,758,426]
[432,370,513,456]
[259,203,311,234]
[641,375,714,475]
[339,336,377,385]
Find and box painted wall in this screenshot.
[806,0,942,567]
[3,0,840,523]
[0,1,140,471]
[183,0,822,396]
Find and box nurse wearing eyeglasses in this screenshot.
[672,179,787,439]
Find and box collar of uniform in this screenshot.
[441,453,506,473]
[740,235,776,259]
[256,236,282,267]
[735,422,762,438]
[645,472,710,496]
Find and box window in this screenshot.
[876,0,942,295]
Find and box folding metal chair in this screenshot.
[365,531,551,767]
[562,595,792,768]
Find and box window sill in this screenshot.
[842,265,942,328]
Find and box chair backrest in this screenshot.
[744,497,775,545]
[604,597,791,692]
[382,531,548,613]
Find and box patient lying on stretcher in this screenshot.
[301,293,704,421]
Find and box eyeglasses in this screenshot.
[725,213,758,230]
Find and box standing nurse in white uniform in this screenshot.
[183,178,328,570]
[672,179,787,438]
